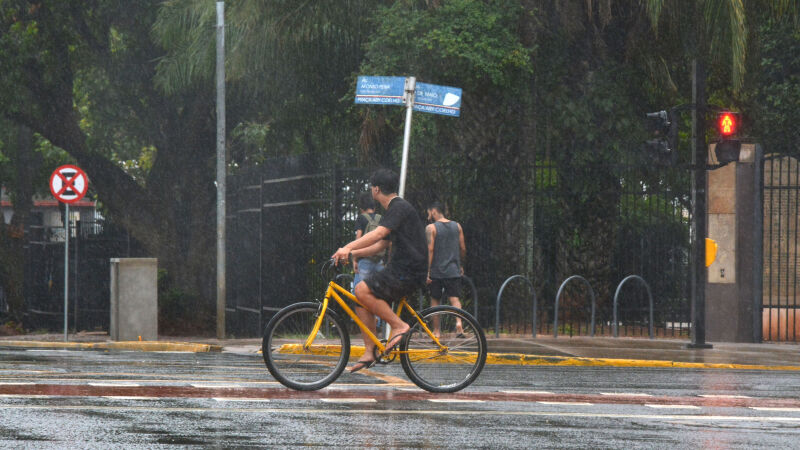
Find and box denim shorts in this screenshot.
[353,258,384,292]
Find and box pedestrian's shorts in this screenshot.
[429,277,462,300]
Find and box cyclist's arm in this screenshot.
[351,239,389,260]
[333,226,390,262]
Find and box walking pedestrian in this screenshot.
[426,201,466,336]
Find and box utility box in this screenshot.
[110,258,158,341]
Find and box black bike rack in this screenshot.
[612,275,654,339]
[494,275,538,338]
[553,275,596,338]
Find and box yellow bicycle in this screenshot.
[262,260,487,393]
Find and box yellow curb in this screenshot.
[0,340,222,353]
[273,344,800,371]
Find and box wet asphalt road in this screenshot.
[1,347,800,448]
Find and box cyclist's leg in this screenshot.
[353,300,378,365]
[355,275,411,350]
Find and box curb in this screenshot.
[486,352,800,371]
[276,344,800,371]
[0,340,222,353]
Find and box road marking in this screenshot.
[750,407,800,412]
[698,394,751,399]
[102,396,161,401]
[538,401,592,406]
[191,383,244,389]
[645,404,700,409]
[428,399,485,404]
[213,398,271,402]
[88,382,141,387]
[320,398,377,403]
[0,382,36,385]
[600,392,652,397]
[0,394,53,399]
[499,390,554,395]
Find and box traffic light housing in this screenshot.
[714,111,741,164]
[645,110,678,165]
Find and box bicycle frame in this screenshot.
[304,281,444,357]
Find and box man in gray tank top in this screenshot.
[426,201,466,336]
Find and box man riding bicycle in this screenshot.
[332,169,428,372]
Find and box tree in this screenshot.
[0,1,220,331]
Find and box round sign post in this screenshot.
[49,165,89,341]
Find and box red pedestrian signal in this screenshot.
[714,111,741,165]
[717,112,739,137]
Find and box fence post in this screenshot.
[612,275,654,339]
[495,275,537,338]
[553,275,596,338]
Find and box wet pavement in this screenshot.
[1,344,800,447]
[4,332,799,368]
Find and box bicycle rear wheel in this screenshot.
[400,306,487,393]
[262,302,350,391]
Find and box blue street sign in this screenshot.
[355,76,406,105]
[413,82,462,117]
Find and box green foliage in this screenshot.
[750,19,800,154]
[363,0,531,90]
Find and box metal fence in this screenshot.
[21,219,139,332]
[226,154,693,339]
[763,155,800,342]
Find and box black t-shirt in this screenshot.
[379,197,427,278]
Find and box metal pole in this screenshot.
[64,203,69,342]
[215,1,226,339]
[398,76,416,197]
[688,59,712,349]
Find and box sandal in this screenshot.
[383,329,413,357]
[349,359,376,373]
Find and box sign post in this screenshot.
[355,75,462,197]
[49,165,89,341]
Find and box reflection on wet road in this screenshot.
[2,347,799,447]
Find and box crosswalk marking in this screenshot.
[499,390,554,395]
[600,392,652,397]
[645,404,700,409]
[750,407,800,412]
[191,383,243,389]
[428,399,485,403]
[698,394,751,399]
[538,401,592,406]
[320,398,377,403]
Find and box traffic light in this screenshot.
[714,111,741,164]
[644,110,678,165]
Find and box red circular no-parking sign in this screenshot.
[50,165,89,204]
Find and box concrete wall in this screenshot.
[705,143,762,342]
[110,258,158,341]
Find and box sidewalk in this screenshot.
[1,332,798,370]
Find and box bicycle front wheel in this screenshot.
[400,306,487,393]
[262,302,350,391]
